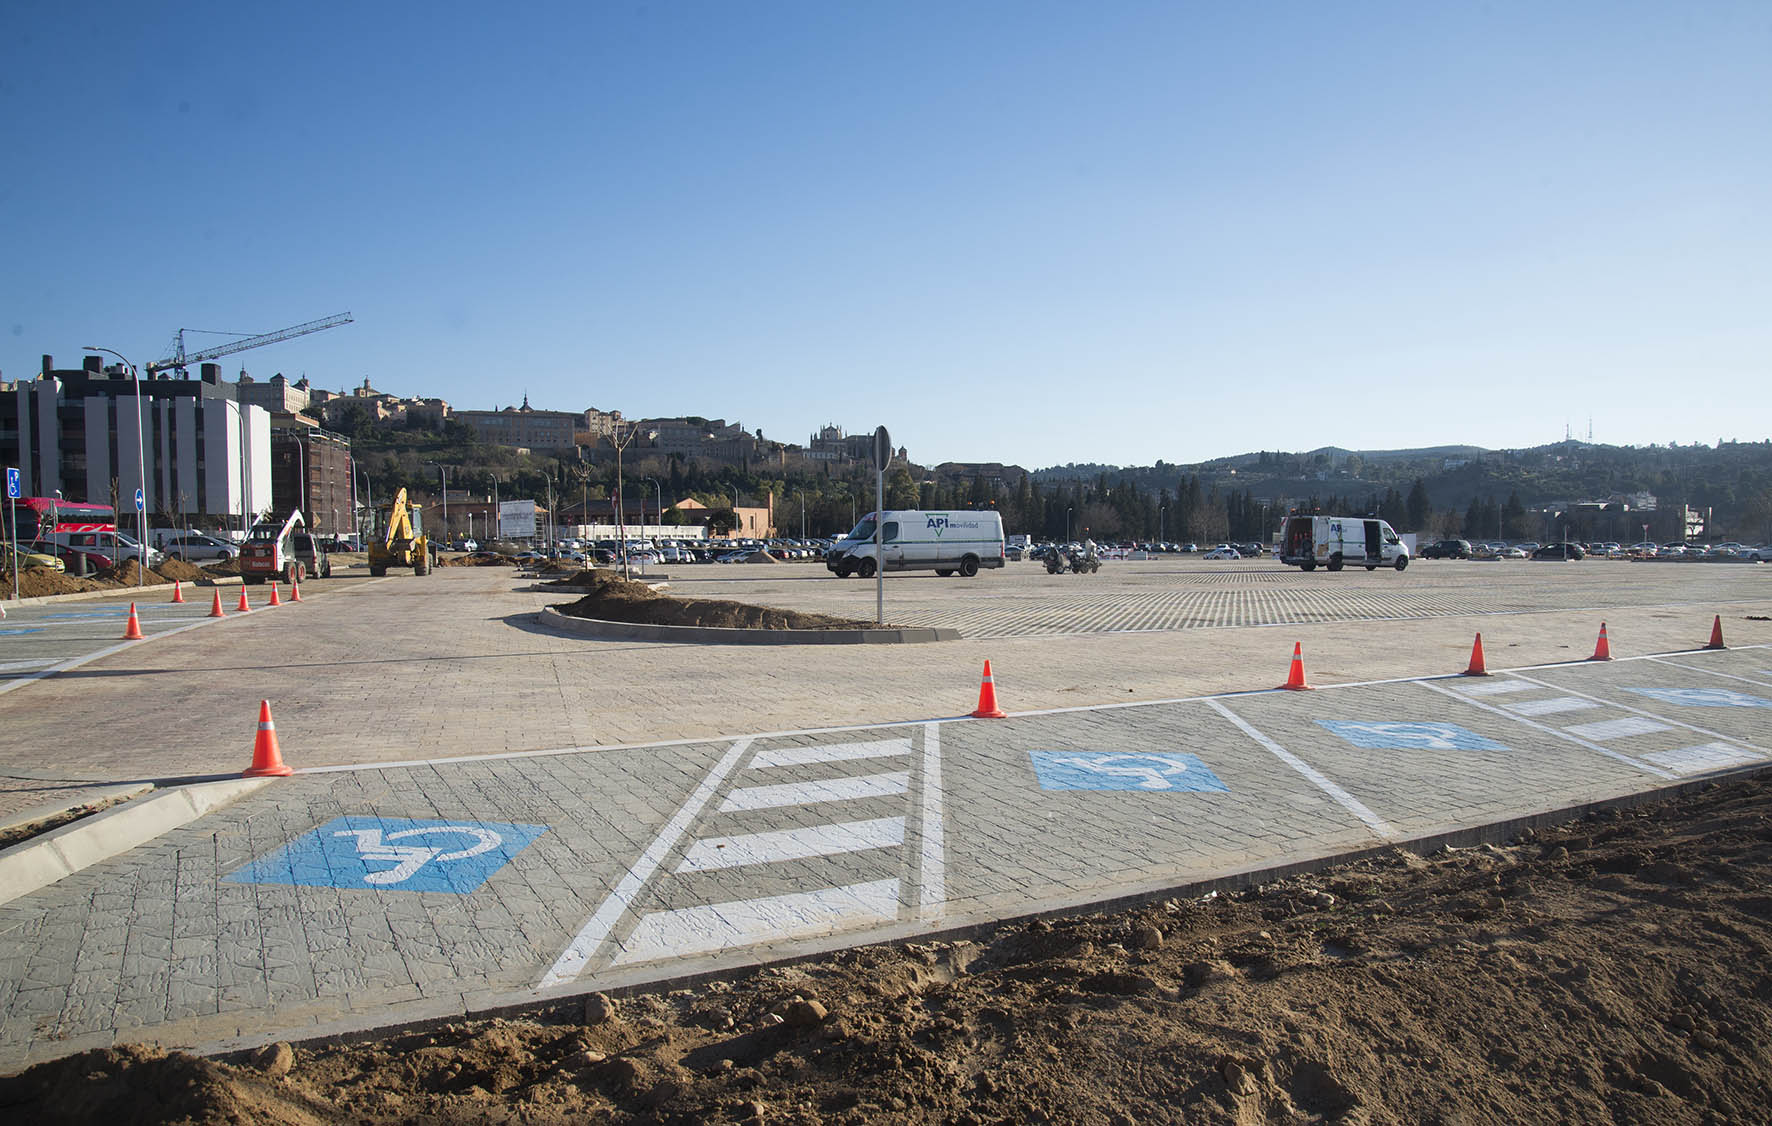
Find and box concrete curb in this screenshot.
[537,605,961,645]
[0,777,275,907]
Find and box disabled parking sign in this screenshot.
[1318,720,1505,751]
[1027,751,1228,792]
[1624,687,1772,709]
[225,815,547,893]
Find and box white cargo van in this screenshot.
[1277,514,1410,572]
[826,510,1006,578]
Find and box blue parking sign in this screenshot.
[5,467,18,499]
[225,815,547,893]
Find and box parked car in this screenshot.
[40,530,165,569]
[1203,546,1242,560]
[1531,542,1585,561]
[1496,546,1527,559]
[1421,539,1473,559]
[155,531,236,563]
[7,542,65,573]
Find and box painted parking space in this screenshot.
[933,703,1373,922]
[1507,651,1772,751]
[1216,680,1669,838]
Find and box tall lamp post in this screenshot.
[644,477,662,537]
[1066,506,1074,544]
[427,463,450,544]
[83,346,146,588]
[612,422,657,579]
[1159,503,1167,544]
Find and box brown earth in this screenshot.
[554,571,886,630]
[2,556,211,600]
[6,774,1771,1124]
[439,553,518,568]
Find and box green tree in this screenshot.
[1405,478,1431,531]
[705,508,740,536]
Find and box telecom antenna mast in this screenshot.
[146,312,353,377]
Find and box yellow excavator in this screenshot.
[368,487,434,577]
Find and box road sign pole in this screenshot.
[6,468,18,605]
[872,426,890,625]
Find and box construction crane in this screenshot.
[146,312,354,377]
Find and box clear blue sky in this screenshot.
[4,1,1767,468]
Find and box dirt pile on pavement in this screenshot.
[439,553,515,568]
[151,558,205,583]
[556,571,883,630]
[3,567,112,599]
[8,774,1770,1125]
[202,557,242,576]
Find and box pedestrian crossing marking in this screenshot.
[747,739,911,770]
[718,770,909,812]
[1642,743,1762,775]
[1505,697,1600,716]
[675,816,906,873]
[1563,717,1673,742]
[610,878,902,966]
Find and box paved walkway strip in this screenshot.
[539,737,754,988]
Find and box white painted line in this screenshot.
[1454,679,1536,696]
[1646,656,1772,687]
[1642,743,1763,775]
[1417,681,1677,779]
[917,721,945,921]
[610,878,902,966]
[1506,674,1770,755]
[1504,697,1601,716]
[718,771,909,813]
[1204,698,1396,840]
[747,738,911,770]
[538,737,753,988]
[675,817,905,873]
[1563,717,1674,742]
[0,659,56,672]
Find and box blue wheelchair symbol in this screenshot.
[1625,687,1772,709]
[1318,721,1505,751]
[1028,751,1228,792]
[225,815,547,893]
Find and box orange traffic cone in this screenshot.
[170,580,185,604]
[243,700,292,777]
[289,578,302,603]
[1704,615,1726,651]
[237,587,252,613]
[122,602,144,640]
[1590,622,1612,661]
[209,589,226,618]
[971,660,1008,718]
[1277,642,1313,690]
[1462,633,1489,676]
[268,582,282,607]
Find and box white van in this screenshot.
[826,510,1006,578]
[1277,514,1410,572]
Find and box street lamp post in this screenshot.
[1066,506,1074,544]
[797,489,806,539]
[83,346,146,588]
[427,463,450,545]
[612,423,656,579]
[1159,504,1167,543]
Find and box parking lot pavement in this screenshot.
[1,647,1765,1071]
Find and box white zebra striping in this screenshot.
[675,816,905,873]
[1417,680,1676,779]
[1563,717,1673,741]
[746,739,911,770]
[538,737,754,988]
[719,771,908,812]
[610,878,902,966]
[1642,743,1763,775]
[1454,679,1536,696]
[1505,697,1600,716]
[1205,698,1396,840]
[917,722,945,920]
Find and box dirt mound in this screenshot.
[202,557,242,576]
[3,567,113,599]
[6,775,1771,1123]
[556,571,882,630]
[152,558,205,583]
[439,553,515,568]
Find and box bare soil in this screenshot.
[5,774,1771,1124]
[2,557,224,600]
[554,571,884,631]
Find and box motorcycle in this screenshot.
[1045,550,1068,574]
[1068,549,1101,574]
